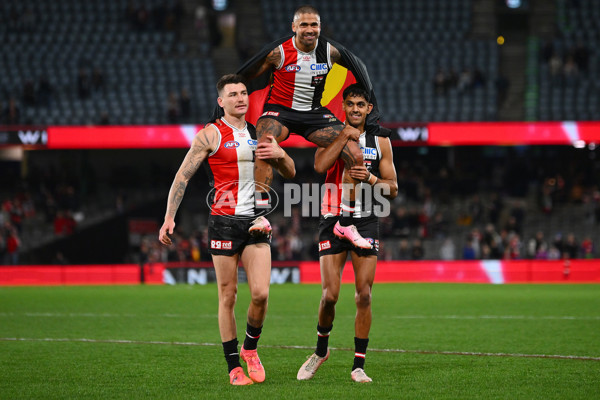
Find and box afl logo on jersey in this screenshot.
[285,64,301,72]
[224,141,240,149]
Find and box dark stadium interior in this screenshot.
[1,0,599,264]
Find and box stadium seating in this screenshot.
[0,0,215,126]
[533,0,600,121]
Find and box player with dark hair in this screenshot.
[159,74,295,385]
[297,84,398,382]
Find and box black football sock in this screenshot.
[222,338,241,373]
[243,323,262,351]
[352,337,369,371]
[316,324,333,357]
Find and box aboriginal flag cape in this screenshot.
[210,35,390,138]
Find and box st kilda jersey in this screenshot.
[321,132,382,219]
[267,37,333,111]
[205,119,257,216]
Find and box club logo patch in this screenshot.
[262,111,280,117]
[319,240,331,251]
[211,240,233,250]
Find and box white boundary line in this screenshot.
[2,337,599,362]
[1,312,599,321]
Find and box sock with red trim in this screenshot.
[243,323,262,351]
[315,324,332,357]
[352,337,369,370]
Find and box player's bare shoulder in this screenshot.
[377,136,393,156]
[330,44,342,64]
[192,123,219,154]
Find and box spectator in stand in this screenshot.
[396,239,411,260]
[410,239,424,260]
[166,92,179,123]
[54,210,76,235]
[77,69,91,99]
[527,231,546,259]
[433,68,447,96]
[4,223,20,265]
[563,233,579,259]
[581,237,594,259]
[391,207,410,238]
[462,236,476,260]
[0,226,6,263]
[22,79,36,106]
[4,97,20,125]
[180,88,191,122]
[37,74,53,107]
[439,238,456,261]
[92,67,105,93]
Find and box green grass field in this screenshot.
[1,283,599,399]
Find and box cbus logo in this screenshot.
[247,139,258,146]
[362,147,377,160]
[310,63,328,71]
[224,141,240,149]
[285,64,301,72]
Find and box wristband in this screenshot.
[367,173,378,186]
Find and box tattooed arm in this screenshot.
[329,44,349,69]
[241,47,282,80]
[314,125,361,174]
[159,126,218,245]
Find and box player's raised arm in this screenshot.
[159,127,218,245]
[242,47,283,80]
[314,125,361,174]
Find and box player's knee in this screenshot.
[321,288,339,307]
[219,284,238,309]
[355,289,371,308]
[251,288,269,307]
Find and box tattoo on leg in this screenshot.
[247,316,262,328]
[307,125,343,147]
[257,118,287,142]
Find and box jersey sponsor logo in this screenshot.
[247,139,258,146]
[319,240,331,251]
[362,146,377,160]
[224,140,240,149]
[262,111,280,117]
[311,75,325,87]
[285,64,301,72]
[302,55,312,61]
[211,240,233,250]
[310,63,329,72]
[323,114,334,119]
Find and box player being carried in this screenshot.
[233,5,390,249]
